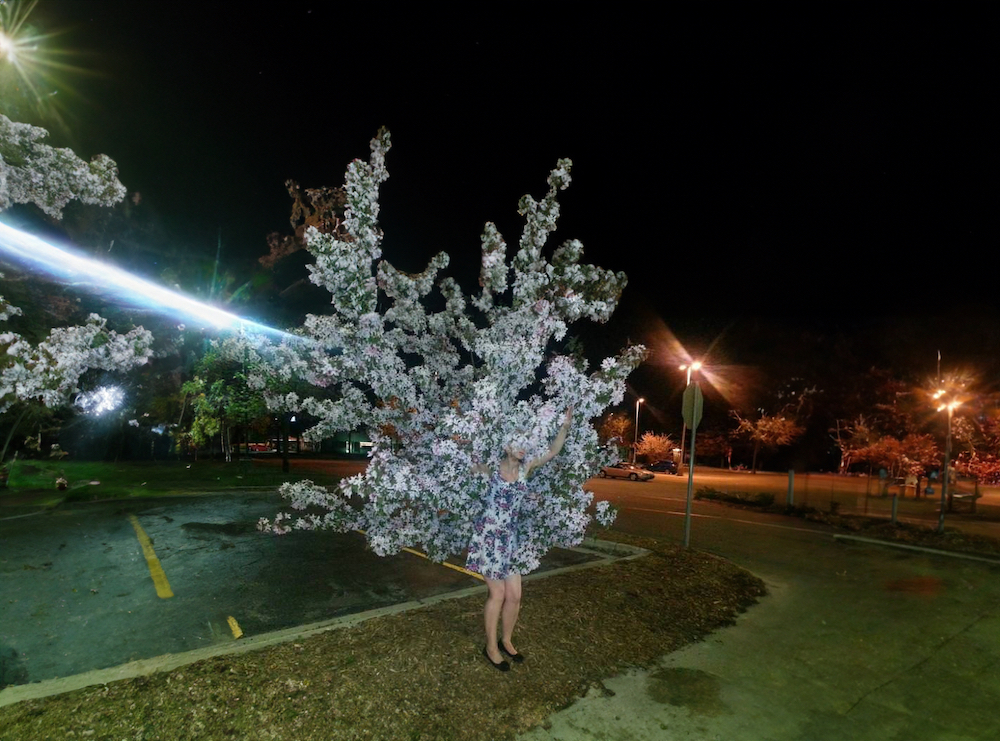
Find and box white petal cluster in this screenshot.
[0,122,151,421]
[1,294,153,414]
[0,114,127,218]
[259,129,646,567]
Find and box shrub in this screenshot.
[694,486,775,508]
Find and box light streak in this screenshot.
[0,220,300,341]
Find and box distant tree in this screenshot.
[830,414,876,474]
[731,411,803,473]
[635,431,675,464]
[955,452,1000,485]
[951,404,1000,484]
[179,343,269,462]
[597,413,634,459]
[852,433,940,491]
[696,430,733,469]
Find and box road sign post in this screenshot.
[681,383,703,548]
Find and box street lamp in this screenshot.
[678,362,702,469]
[934,389,961,533]
[632,397,645,463]
[680,361,702,386]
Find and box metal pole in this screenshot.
[632,399,642,463]
[938,407,952,533]
[683,423,697,548]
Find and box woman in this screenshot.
[467,407,573,671]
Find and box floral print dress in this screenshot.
[466,469,528,580]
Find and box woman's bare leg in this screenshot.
[484,577,506,663]
[500,574,522,654]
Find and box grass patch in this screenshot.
[0,458,352,502]
[698,485,1000,559]
[0,533,765,741]
[694,486,775,508]
[801,510,1000,557]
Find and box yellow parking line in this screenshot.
[400,546,483,580]
[227,615,244,639]
[128,515,174,599]
[355,530,483,581]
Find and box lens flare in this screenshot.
[75,384,123,416]
[0,220,300,341]
[0,0,64,110]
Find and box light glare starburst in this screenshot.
[75,385,124,416]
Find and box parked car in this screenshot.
[598,461,655,481]
[647,459,679,474]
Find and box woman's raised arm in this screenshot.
[525,406,573,477]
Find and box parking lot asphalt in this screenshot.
[0,490,630,705]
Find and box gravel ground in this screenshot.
[0,533,765,741]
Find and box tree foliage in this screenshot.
[178,341,271,461]
[635,431,675,464]
[1,113,152,460]
[596,412,634,456]
[731,411,804,473]
[257,129,645,570]
[852,433,940,480]
[0,113,127,218]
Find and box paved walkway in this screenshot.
[519,508,1000,740]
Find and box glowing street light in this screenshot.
[680,361,702,386]
[678,361,702,470]
[632,397,644,463]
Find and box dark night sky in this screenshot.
[8,3,997,420]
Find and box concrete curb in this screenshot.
[0,538,649,708]
[833,533,1000,565]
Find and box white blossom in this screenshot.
[0,114,127,218]
[1,309,153,415]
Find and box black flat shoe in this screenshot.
[483,647,510,672]
[498,642,525,663]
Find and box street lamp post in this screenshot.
[632,397,644,463]
[935,393,960,533]
[678,362,702,470]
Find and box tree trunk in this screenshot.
[0,406,30,463]
[281,414,290,474]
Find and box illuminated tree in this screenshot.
[0,308,153,460]
[830,414,876,474]
[0,113,151,461]
[597,412,634,458]
[635,431,675,464]
[851,433,940,493]
[258,129,645,569]
[731,411,803,474]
